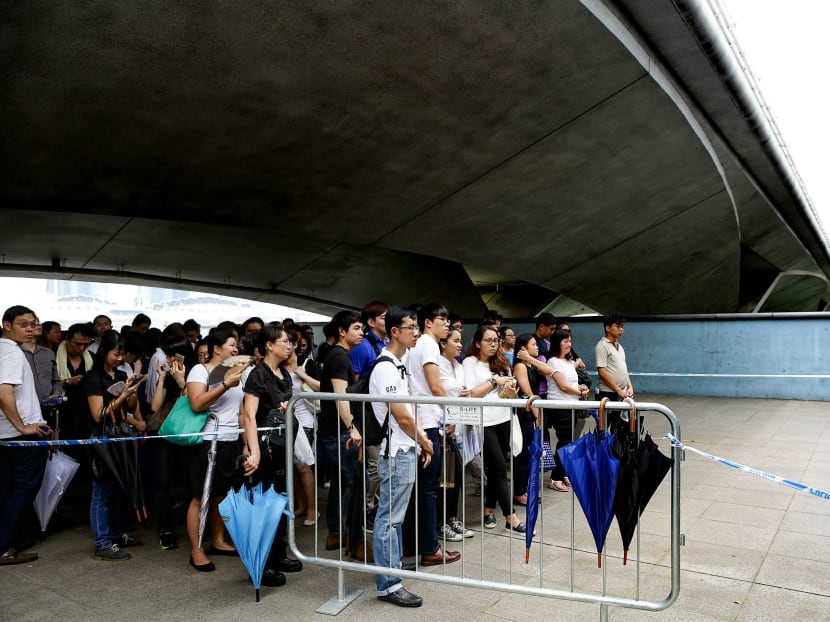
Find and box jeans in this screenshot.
[0,440,48,553]
[321,432,360,533]
[90,477,123,549]
[373,447,416,595]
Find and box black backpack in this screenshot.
[346,355,405,447]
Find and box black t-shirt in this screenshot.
[244,361,292,426]
[318,345,354,438]
[84,368,128,434]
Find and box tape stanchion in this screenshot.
[0,426,285,448]
[665,433,830,501]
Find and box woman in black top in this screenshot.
[85,330,145,561]
[241,323,302,587]
[511,334,553,505]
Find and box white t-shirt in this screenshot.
[290,371,315,430]
[439,356,464,398]
[370,348,416,457]
[0,337,45,438]
[186,363,243,441]
[406,334,443,429]
[461,357,511,427]
[547,357,578,401]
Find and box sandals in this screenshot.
[547,480,569,492]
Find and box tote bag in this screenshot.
[158,396,210,446]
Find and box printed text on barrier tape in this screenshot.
[664,434,830,501]
[0,427,285,448]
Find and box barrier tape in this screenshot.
[664,433,830,501]
[0,426,284,448]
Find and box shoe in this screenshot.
[159,531,178,550]
[0,550,38,565]
[451,520,474,539]
[208,545,239,557]
[420,549,460,566]
[505,520,528,534]
[303,512,319,527]
[483,514,497,529]
[94,544,131,561]
[513,494,528,507]
[189,556,215,572]
[440,524,463,542]
[547,480,569,492]
[400,561,417,571]
[365,509,376,534]
[275,557,303,573]
[117,533,143,548]
[378,587,423,607]
[325,531,345,551]
[252,568,286,587]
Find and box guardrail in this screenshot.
[285,393,682,620]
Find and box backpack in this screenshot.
[346,355,405,447]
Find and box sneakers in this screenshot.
[451,520,474,539]
[93,544,131,561]
[440,524,463,542]
[483,514,497,529]
[117,533,143,548]
[365,508,376,534]
[159,532,178,550]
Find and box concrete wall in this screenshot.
[501,315,830,402]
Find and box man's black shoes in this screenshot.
[378,587,423,607]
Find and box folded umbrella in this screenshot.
[613,399,672,564]
[218,482,292,602]
[33,450,80,535]
[557,398,621,568]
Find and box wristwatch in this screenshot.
[489,376,498,388]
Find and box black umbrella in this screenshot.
[612,399,672,564]
[93,409,148,526]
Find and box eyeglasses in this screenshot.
[480,338,501,345]
[397,325,420,332]
[502,333,515,338]
[14,321,38,329]
[274,339,294,346]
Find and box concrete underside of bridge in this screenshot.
[2,1,828,317]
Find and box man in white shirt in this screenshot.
[0,305,50,565]
[595,314,634,432]
[404,302,461,565]
[371,306,433,607]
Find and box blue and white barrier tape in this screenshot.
[0,427,284,447]
[664,433,830,501]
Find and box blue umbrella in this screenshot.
[525,426,543,563]
[218,482,292,601]
[557,398,621,568]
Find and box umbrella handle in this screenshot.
[525,395,540,411]
[623,398,637,433]
[598,397,609,430]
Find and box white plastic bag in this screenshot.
[293,426,315,466]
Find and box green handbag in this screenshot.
[158,395,210,446]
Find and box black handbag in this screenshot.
[576,367,592,388]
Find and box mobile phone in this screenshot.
[133,374,147,384]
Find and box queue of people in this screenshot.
[0,302,635,610]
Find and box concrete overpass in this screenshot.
[2,0,829,317]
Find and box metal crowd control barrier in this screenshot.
[285,393,682,620]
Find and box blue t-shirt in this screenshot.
[349,332,387,378]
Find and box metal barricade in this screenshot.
[285,393,682,620]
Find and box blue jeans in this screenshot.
[0,441,48,553]
[321,432,360,533]
[374,447,416,595]
[90,478,123,549]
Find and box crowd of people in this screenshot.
[0,301,634,609]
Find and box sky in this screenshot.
[721,0,829,236]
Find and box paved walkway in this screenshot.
[4,394,829,621]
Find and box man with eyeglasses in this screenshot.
[0,305,50,565]
[372,306,433,607]
[403,303,460,567]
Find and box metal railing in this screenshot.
[285,393,682,620]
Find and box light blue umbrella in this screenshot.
[218,482,293,601]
